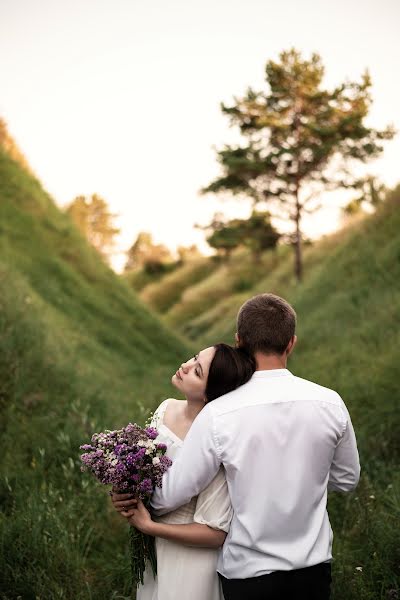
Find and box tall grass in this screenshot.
[0,149,189,599]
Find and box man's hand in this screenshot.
[121,499,155,535]
[110,488,138,515]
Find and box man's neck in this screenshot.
[254,352,287,371]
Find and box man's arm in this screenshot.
[151,404,221,515]
[328,401,361,492]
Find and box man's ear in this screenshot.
[235,332,240,347]
[286,335,297,356]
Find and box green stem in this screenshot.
[129,526,157,590]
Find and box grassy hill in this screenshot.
[140,256,220,314]
[0,147,190,599]
[1,135,399,598]
[134,192,400,599]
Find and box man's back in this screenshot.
[210,368,360,577]
[152,368,360,580]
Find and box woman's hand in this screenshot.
[110,487,138,515]
[122,499,155,535]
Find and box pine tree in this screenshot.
[202,48,395,281]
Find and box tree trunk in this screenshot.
[294,189,302,282]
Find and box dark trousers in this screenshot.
[219,562,332,600]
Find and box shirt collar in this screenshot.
[251,369,292,378]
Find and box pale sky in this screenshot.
[1,0,399,271]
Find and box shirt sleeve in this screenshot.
[193,466,233,533]
[328,399,361,492]
[151,403,221,515]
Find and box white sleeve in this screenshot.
[151,403,221,515]
[328,400,361,492]
[193,466,232,533]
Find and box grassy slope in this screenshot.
[136,194,400,599]
[134,246,290,332]
[0,148,190,599]
[139,256,220,314]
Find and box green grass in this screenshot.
[136,188,400,599]
[0,148,190,599]
[140,256,220,314]
[1,141,399,598]
[161,247,287,333]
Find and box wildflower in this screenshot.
[80,420,173,586]
[145,427,159,440]
[139,478,153,495]
[355,566,363,572]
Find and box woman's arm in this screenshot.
[122,500,226,549]
[147,521,226,549]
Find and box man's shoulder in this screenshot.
[206,372,344,418]
[206,379,254,416]
[291,374,343,405]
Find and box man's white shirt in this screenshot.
[151,369,360,579]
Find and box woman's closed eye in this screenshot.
[193,354,203,378]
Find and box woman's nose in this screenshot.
[181,361,189,373]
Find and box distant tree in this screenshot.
[202,48,396,281]
[241,211,280,263]
[0,117,34,175]
[203,214,243,261]
[66,194,120,262]
[125,232,173,272]
[343,175,387,216]
[203,211,279,263]
[177,245,202,263]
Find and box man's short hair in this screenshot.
[237,293,296,355]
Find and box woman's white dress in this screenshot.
[137,399,232,600]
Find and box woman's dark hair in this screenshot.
[205,343,256,403]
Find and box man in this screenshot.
[114,293,360,599]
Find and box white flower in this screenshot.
[152,457,160,466]
[137,440,145,447]
[355,567,363,572]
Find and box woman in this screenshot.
[111,343,255,600]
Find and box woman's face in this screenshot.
[172,346,216,402]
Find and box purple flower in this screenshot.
[80,420,172,500]
[126,452,137,467]
[134,448,146,460]
[114,444,127,455]
[80,444,95,451]
[145,427,158,440]
[138,478,153,495]
[160,455,172,468]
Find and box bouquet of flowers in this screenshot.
[80,422,172,586]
